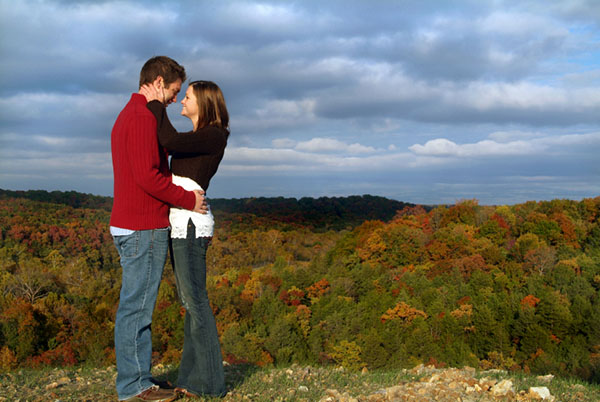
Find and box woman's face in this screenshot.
[181,86,199,122]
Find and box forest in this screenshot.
[0,190,599,383]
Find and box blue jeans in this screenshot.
[113,228,169,400]
[171,220,225,396]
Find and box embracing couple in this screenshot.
[110,56,229,401]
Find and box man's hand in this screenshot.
[193,190,208,214]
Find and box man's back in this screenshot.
[110,93,193,230]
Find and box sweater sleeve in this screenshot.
[147,100,228,154]
[125,113,196,210]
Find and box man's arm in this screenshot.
[125,113,206,212]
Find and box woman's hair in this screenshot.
[190,80,229,133]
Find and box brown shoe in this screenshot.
[175,387,200,399]
[125,385,177,401]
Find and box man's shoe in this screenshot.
[125,385,177,402]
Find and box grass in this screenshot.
[1,363,600,401]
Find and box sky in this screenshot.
[1,0,599,205]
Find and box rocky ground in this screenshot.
[0,363,597,401]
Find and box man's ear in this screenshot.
[153,76,163,89]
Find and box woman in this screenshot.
[142,80,229,398]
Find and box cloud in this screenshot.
[488,130,544,142]
[0,0,598,204]
[409,138,538,157]
[294,138,376,154]
[409,132,600,158]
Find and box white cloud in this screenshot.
[294,138,375,154]
[272,138,297,148]
[488,130,544,142]
[219,144,414,175]
[220,2,305,34]
[0,92,124,123]
[479,11,566,37]
[409,132,600,158]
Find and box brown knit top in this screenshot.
[147,100,229,193]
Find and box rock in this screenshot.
[410,364,425,374]
[298,385,309,392]
[325,389,341,397]
[490,379,514,397]
[385,385,404,399]
[462,366,476,374]
[528,386,554,400]
[57,376,70,386]
[536,374,554,383]
[427,373,441,383]
[45,382,60,390]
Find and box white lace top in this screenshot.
[170,175,214,239]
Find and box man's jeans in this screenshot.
[171,220,226,396]
[113,228,169,400]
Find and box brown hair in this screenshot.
[190,81,229,133]
[139,56,186,88]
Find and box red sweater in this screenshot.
[110,93,195,230]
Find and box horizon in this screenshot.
[1,186,596,208]
[1,1,599,205]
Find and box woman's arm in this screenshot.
[147,100,227,154]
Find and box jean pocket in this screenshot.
[114,231,140,258]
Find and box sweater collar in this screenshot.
[130,93,148,104]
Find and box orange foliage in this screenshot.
[551,212,579,248]
[520,294,540,309]
[454,254,488,278]
[29,342,77,367]
[490,213,510,231]
[381,302,427,324]
[0,346,17,371]
[306,278,330,301]
[450,304,473,319]
[279,286,305,306]
[257,350,274,367]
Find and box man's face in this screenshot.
[162,79,182,106]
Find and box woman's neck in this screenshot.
[189,115,199,131]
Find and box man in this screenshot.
[110,56,205,402]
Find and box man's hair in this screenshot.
[139,56,186,88]
[190,80,230,134]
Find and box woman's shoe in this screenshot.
[175,387,200,399]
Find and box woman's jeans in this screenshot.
[113,228,169,400]
[171,220,226,396]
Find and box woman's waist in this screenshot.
[171,174,204,191]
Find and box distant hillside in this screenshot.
[0,189,113,211]
[2,191,600,382]
[0,189,417,229]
